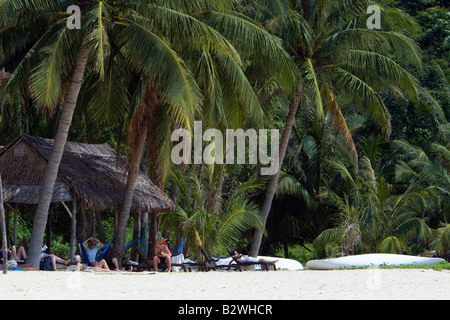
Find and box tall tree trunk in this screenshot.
[26,50,89,268]
[70,192,77,263]
[95,211,105,243]
[249,83,303,257]
[131,211,142,261]
[112,122,148,268]
[141,211,149,255]
[112,88,157,268]
[0,175,8,274]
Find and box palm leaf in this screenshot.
[118,21,201,122]
[84,1,112,79]
[313,227,345,253]
[332,67,391,137]
[30,25,80,110]
[327,95,358,167]
[377,236,402,254]
[394,218,432,243]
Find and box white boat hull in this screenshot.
[306,253,446,270]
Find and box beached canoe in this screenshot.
[306,253,446,270]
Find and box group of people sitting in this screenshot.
[2,236,277,272]
[0,236,173,272]
[0,237,71,271]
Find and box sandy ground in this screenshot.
[0,269,449,300]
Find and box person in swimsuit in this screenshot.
[230,250,279,264]
[153,238,172,272]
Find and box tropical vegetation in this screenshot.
[0,0,448,267]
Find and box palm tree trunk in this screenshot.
[26,50,89,268]
[249,83,303,257]
[112,122,148,268]
[0,175,8,274]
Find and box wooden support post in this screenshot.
[149,212,159,260]
[113,207,119,232]
[70,192,77,262]
[3,202,16,246]
[141,212,149,255]
[131,211,141,261]
[0,175,8,274]
[13,204,18,246]
[86,211,95,239]
[95,211,104,243]
[46,206,52,252]
[80,208,86,240]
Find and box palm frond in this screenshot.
[118,21,201,121]
[431,224,450,257]
[84,1,112,79]
[377,236,402,254]
[332,67,391,137]
[394,218,432,243]
[203,10,298,93]
[327,95,358,167]
[313,227,345,253]
[30,25,80,110]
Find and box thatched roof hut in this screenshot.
[0,134,174,213]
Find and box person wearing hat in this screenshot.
[153,238,172,272]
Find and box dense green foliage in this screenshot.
[0,0,448,263]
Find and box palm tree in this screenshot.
[0,0,200,267]
[313,155,434,255]
[160,167,265,259]
[432,224,450,260]
[0,0,95,267]
[77,1,297,265]
[249,0,427,257]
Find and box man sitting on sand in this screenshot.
[82,238,111,271]
[153,238,172,272]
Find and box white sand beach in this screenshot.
[0,269,449,300]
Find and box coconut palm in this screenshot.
[160,167,265,259]
[313,155,434,255]
[0,0,93,267]
[0,0,209,267]
[249,0,427,257]
[432,224,450,260]
[75,1,297,265]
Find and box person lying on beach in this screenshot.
[2,241,69,270]
[153,238,172,272]
[41,254,71,271]
[230,250,279,265]
[40,248,71,271]
[82,238,111,271]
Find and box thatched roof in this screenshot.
[0,134,174,213]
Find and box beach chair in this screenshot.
[197,247,220,271]
[227,250,277,271]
